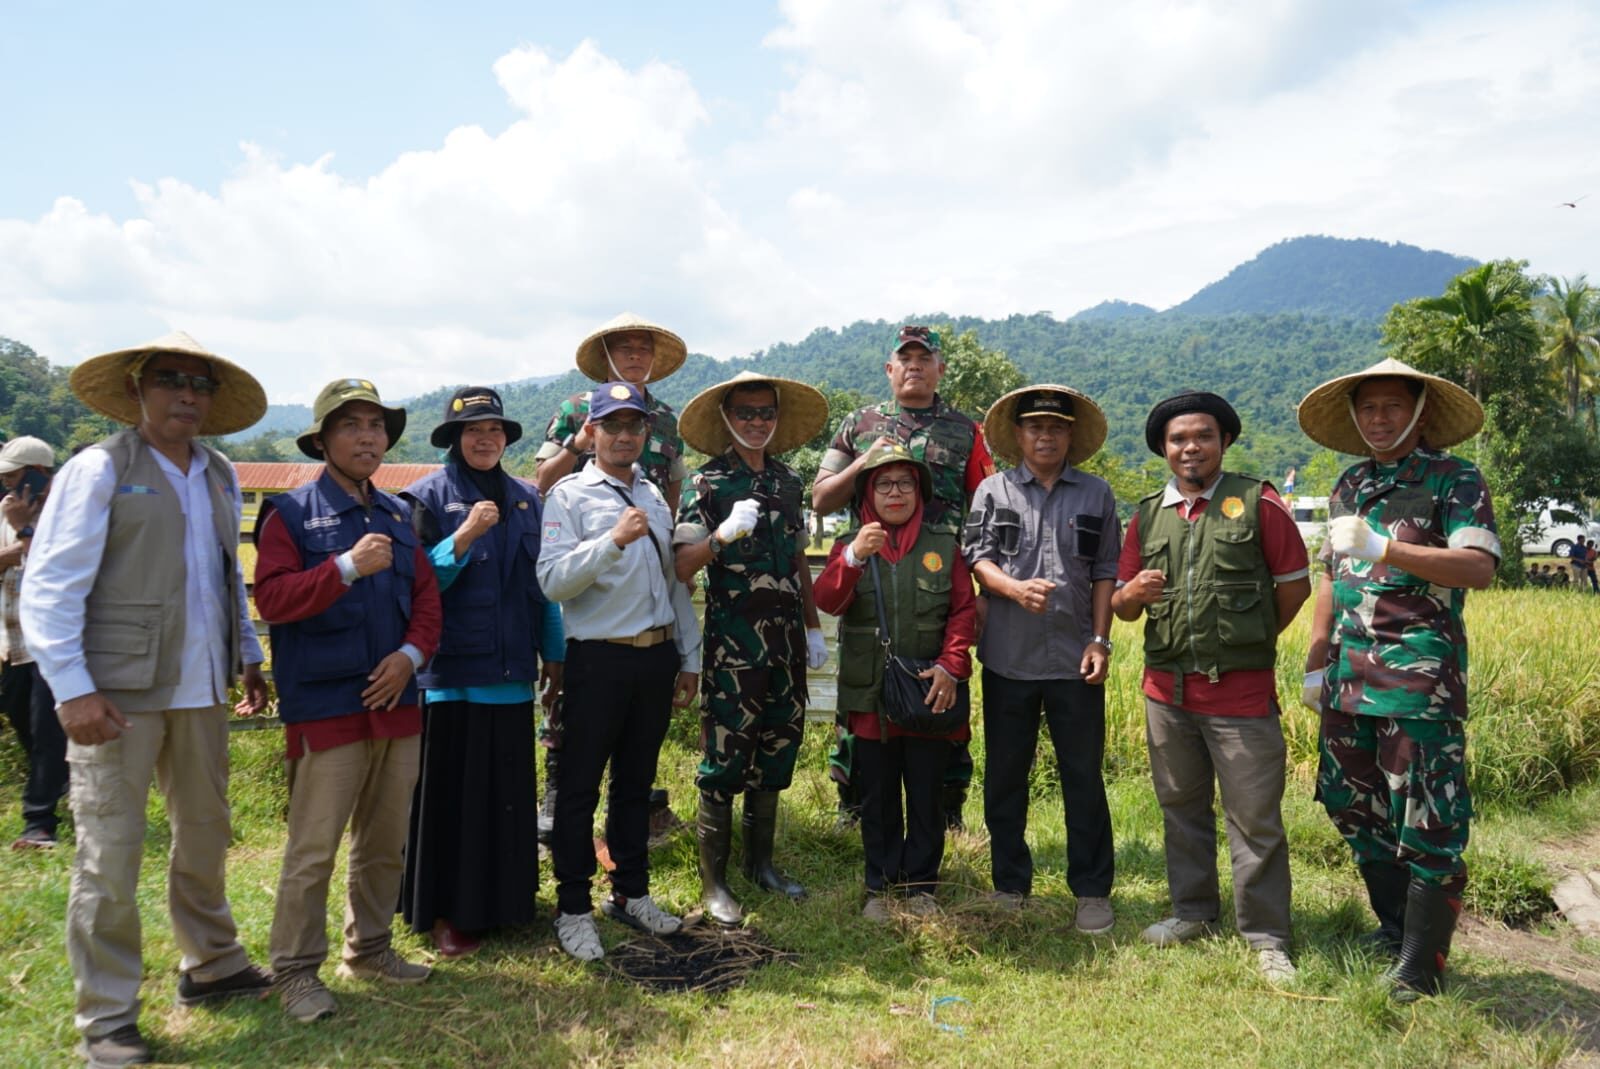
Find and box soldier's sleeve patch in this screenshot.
[544,520,562,542]
[922,551,943,573]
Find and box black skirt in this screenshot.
[402,698,539,932]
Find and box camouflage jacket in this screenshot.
[537,390,686,493]
[819,395,982,534]
[673,451,806,670]
[1319,444,1500,721]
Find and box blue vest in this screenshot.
[404,465,547,689]
[259,473,419,723]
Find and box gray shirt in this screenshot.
[962,462,1121,680]
[536,464,701,672]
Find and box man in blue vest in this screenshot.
[254,379,442,1022]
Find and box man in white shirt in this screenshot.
[21,332,272,1069]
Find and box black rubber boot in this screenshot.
[537,748,559,846]
[743,790,805,900]
[942,783,967,832]
[697,796,743,927]
[1390,878,1461,1001]
[1358,862,1408,958]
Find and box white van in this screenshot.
[1522,502,1600,558]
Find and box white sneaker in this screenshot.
[554,912,604,961]
[1258,947,1297,984]
[602,893,683,935]
[1140,916,1218,947]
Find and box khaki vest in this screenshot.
[1136,473,1277,698]
[835,527,956,714]
[84,429,242,711]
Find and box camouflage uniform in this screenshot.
[1314,444,1500,890]
[817,395,990,800]
[674,452,808,805]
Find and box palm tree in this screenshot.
[1388,262,1541,402]
[1538,274,1600,426]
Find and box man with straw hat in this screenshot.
[1297,358,1498,1001]
[253,378,442,1021]
[532,313,689,844]
[672,371,830,926]
[20,331,272,1066]
[811,324,995,831]
[962,386,1120,934]
[1110,391,1309,984]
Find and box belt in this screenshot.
[602,624,674,649]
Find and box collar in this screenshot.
[579,462,643,494]
[1358,442,1444,487]
[1013,461,1077,486]
[886,393,948,419]
[317,469,376,514]
[1160,470,1224,508]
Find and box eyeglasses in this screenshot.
[729,405,778,422]
[597,419,647,437]
[147,369,219,395]
[872,477,917,496]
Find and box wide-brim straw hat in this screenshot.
[69,331,268,436]
[1296,357,1484,455]
[574,312,687,384]
[984,384,1107,466]
[678,371,828,456]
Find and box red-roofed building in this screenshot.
[232,462,445,522]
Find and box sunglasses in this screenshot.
[147,369,220,395]
[596,418,647,437]
[728,405,778,422]
[872,477,918,496]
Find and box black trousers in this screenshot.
[0,660,65,836]
[857,731,951,894]
[982,669,1114,897]
[552,639,676,915]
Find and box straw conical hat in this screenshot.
[1296,357,1483,455]
[69,331,268,436]
[574,313,688,384]
[678,371,828,456]
[983,384,1107,466]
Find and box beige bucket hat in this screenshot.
[678,371,828,456]
[1296,357,1483,455]
[984,384,1107,466]
[574,312,688,384]
[69,331,268,436]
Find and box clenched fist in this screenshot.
[851,521,887,562]
[349,533,393,577]
[612,506,651,549]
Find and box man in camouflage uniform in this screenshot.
[534,313,690,844]
[1298,358,1499,1001]
[812,325,995,828]
[674,372,828,925]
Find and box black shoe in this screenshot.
[742,790,805,900]
[1391,878,1462,1001]
[176,963,274,1006]
[77,1024,151,1067]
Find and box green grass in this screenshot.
[2,587,1598,1067]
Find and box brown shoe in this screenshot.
[11,827,57,850]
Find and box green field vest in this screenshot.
[835,527,957,714]
[1136,472,1276,700]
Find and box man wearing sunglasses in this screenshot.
[537,381,701,961]
[811,325,995,831]
[20,332,273,1067]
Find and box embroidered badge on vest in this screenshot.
[922,551,943,572]
[1221,496,1245,519]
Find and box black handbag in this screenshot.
[868,556,970,736]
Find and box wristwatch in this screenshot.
[17,525,34,539]
[1088,634,1113,653]
[561,434,583,457]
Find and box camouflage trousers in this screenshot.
[698,665,806,805]
[1316,709,1471,891]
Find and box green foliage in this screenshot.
[1538,274,1600,428]
[0,337,117,452]
[932,324,1025,422]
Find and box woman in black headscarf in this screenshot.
[401,387,563,956]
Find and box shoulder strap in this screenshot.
[868,556,894,658]
[603,480,669,575]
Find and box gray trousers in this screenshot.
[65,705,251,1038]
[1144,697,1291,950]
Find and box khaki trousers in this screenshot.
[65,704,250,1037]
[270,734,420,977]
[1145,697,1292,950]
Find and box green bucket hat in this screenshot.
[851,440,933,505]
[297,378,407,460]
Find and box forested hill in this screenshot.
[1170,236,1478,318]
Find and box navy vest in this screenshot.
[258,473,419,723]
[404,465,547,689]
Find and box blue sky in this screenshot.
[2,1,1595,402]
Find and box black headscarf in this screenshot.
[1144,391,1242,455]
[446,433,509,517]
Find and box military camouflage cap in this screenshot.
[297,378,407,459]
[893,325,942,355]
[852,440,933,504]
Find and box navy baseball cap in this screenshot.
[588,381,649,421]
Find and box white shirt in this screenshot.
[20,443,264,707]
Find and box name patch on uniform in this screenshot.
[304,515,341,530]
[1220,496,1245,519]
[922,551,943,573]
[444,501,469,513]
[543,520,561,542]
[115,484,159,495]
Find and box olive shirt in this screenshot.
[1318,444,1499,722]
[962,463,1121,680]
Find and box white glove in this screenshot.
[716,498,761,544]
[1329,515,1388,562]
[1301,669,1324,712]
[806,628,828,669]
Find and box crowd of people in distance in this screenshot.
[1527,536,1599,591]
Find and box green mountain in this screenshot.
[1068,300,1157,322]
